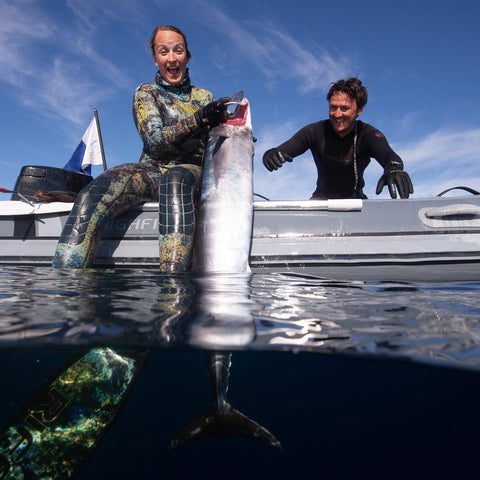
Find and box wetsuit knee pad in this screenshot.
[77,175,113,218]
[160,166,197,197]
[58,175,112,245]
[159,166,199,235]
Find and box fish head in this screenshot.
[224,92,251,128]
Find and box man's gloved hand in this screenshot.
[376,169,414,199]
[194,98,229,127]
[263,148,293,171]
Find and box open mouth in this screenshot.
[167,67,181,79]
[225,97,249,126]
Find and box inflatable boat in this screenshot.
[1,166,479,282]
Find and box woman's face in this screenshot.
[152,30,189,86]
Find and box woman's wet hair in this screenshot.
[148,25,191,59]
[327,77,368,110]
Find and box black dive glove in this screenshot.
[263,148,293,171]
[376,169,414,199]
[194,98,229,127]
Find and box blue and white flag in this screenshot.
[64,116,104,175]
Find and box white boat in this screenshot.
[1,166,479,282]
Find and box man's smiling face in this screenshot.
[328,92,362,137]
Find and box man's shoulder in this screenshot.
[300,120,327,134]
[308,119,327,128]
[358,120,374,130]
[358,121,386,138]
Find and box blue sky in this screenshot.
[1,0,480,200]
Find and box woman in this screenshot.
[53,25,229,270]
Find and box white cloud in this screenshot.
[254,154,317,201]
[253,118,318,200]
[0,0,135,130]
[398,110,422,131]
[398,129,480,169]
[395,128,480,196]
[0,0,355,134]
[0,1,54,84]
[185,0,356,93]
[364,128,480,199]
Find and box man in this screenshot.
[262,78,413,199]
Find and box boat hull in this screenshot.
[1,196,480,282]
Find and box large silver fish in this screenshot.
[170,94,280,450]
[192,92,253,273]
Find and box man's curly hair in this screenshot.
[327,77,368,110]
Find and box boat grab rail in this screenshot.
[253,199,363,211]
[419,203,480,228]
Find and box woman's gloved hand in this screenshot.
[194,98,229,127]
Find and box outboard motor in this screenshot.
[12,166,93,201]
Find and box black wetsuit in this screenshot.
[276,120,404,199]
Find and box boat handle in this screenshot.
[424,204,480,219]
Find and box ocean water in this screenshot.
[1,266,480,478]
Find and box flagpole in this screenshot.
[94,108,107,171]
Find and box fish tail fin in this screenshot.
[168,402,281,450]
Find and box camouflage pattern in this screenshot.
[134,70,213,166]
[0,348,150,480]
[53,69,212,270]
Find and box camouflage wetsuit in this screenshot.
[52,69,213,270]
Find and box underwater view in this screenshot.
[1,266,480,478]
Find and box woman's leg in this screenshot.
[158,165,202,272]
[52,163,159,268]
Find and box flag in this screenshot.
[64,115,104,175]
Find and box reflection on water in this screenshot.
[1,267,480,369]
[1,266,480,477]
